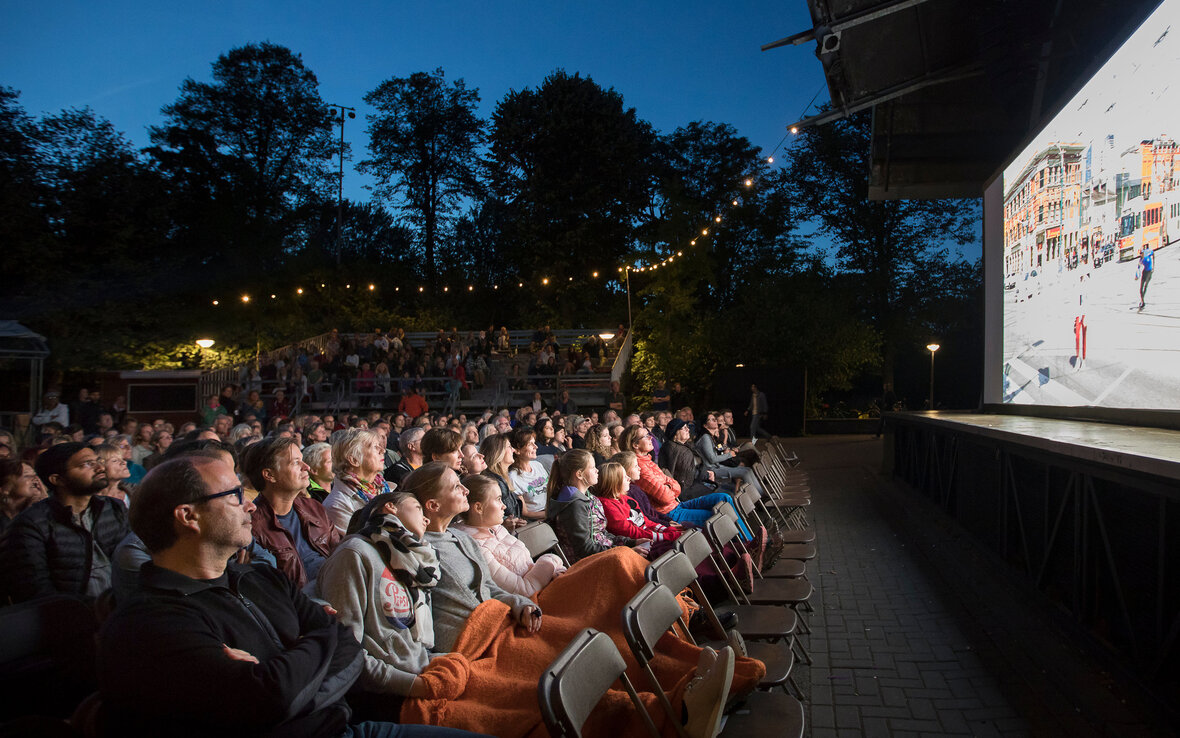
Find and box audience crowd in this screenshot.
[0,325,780,738]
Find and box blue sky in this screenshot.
[2,0,828,203]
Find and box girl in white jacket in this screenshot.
[451,475,566,596]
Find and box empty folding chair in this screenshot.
[621,582,805,738]
[674,530,808,666]
[538,628,660,738]
[703,514,813,614]
[719,494,809,579]
[516,521,571,566]
[646,551,803,699]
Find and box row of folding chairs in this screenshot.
[538,522,813,737]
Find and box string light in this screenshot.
[368,284,375,291]
[542,278,549,285]
[468,285,474,291]
[270,294,276,299]
[744,179,753,187]
[419,286,425,293]
[593,271,599,278]
[296,288,303,295]
[212,300,219,306]
[346,284,351,289]
[443,286,449,292]
[701,229,708,236]
[241,295,250,303]
[714,216,721,223]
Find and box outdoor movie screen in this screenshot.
[1000,0,1180,409]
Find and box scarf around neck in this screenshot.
[337,470,388,503]
[357,512,441,628]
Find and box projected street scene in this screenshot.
[1000,1,1180,407]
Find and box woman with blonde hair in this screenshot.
[478,433,525,531]
[323,427,391,534]
[94,442,132,506]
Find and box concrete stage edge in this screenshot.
[884,411,1179,717]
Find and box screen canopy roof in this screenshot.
[770,0,1162,199]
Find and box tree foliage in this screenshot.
[490,70,657,321]
[786,111,980,391]
[360,68,484,286]
[148,42,336,278]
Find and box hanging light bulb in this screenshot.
[368,284,375,291]
[542,277,549,285]
[744,179,753,187]
[241,295,250,303]
[767,156,774,163]
[212,300,220,306]
[677,251,683,256]
[296,288,303,295]
[270,294,276,299]
[395,287,400,292]
[715,216,722,223]
[346,284,351,289]
[468,285,474,291]
[790,126,799,134]
[592,271,599,278]
[702,229,709,236]
[419,286,425,293]
[732,200,738,206]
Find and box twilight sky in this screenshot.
[2,0,829,203]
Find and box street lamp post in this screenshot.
[328,103,356,266]
[926,343,940,410]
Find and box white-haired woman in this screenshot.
[323,427,390,534]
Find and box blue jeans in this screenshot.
[667,492,753,541]
[345,723,491,738]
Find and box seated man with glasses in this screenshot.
[0,442,128,603]
[99,456,481,737]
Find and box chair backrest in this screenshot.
[735,486,759,517]
[673,529,712,567]
[539,628,637,738]
[645,550,697,592]
[621,582,686,664]
[704,511,741,550]
[516,522,569,564]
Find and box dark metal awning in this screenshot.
[768,0,1162,199]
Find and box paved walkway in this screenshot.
[783,435,1172,738]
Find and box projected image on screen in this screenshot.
[1001,0,1180,408]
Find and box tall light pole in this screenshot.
[328,103,356,266]
[926,343,940,410]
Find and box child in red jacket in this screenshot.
[595,461,682,543]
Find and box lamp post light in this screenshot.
[329,103,356,266]
[926,343,940,410]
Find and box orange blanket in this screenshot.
[402,546,765,736]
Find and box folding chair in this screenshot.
[538,628,660,738]
[646,551,802,698]
[717,495,809,579]
[703,515,813,616]
[621,582,805,738]
[735,486,814,546]
[674,530,806,663]
[516,521,571,566]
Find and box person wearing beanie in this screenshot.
[0,442,128,603]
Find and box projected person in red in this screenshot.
[1074,274,1088,366]
[1137,244,1155,310]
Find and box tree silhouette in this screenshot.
[148,42,337,277]
[787,111,979,393]
[360,68,483,288]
